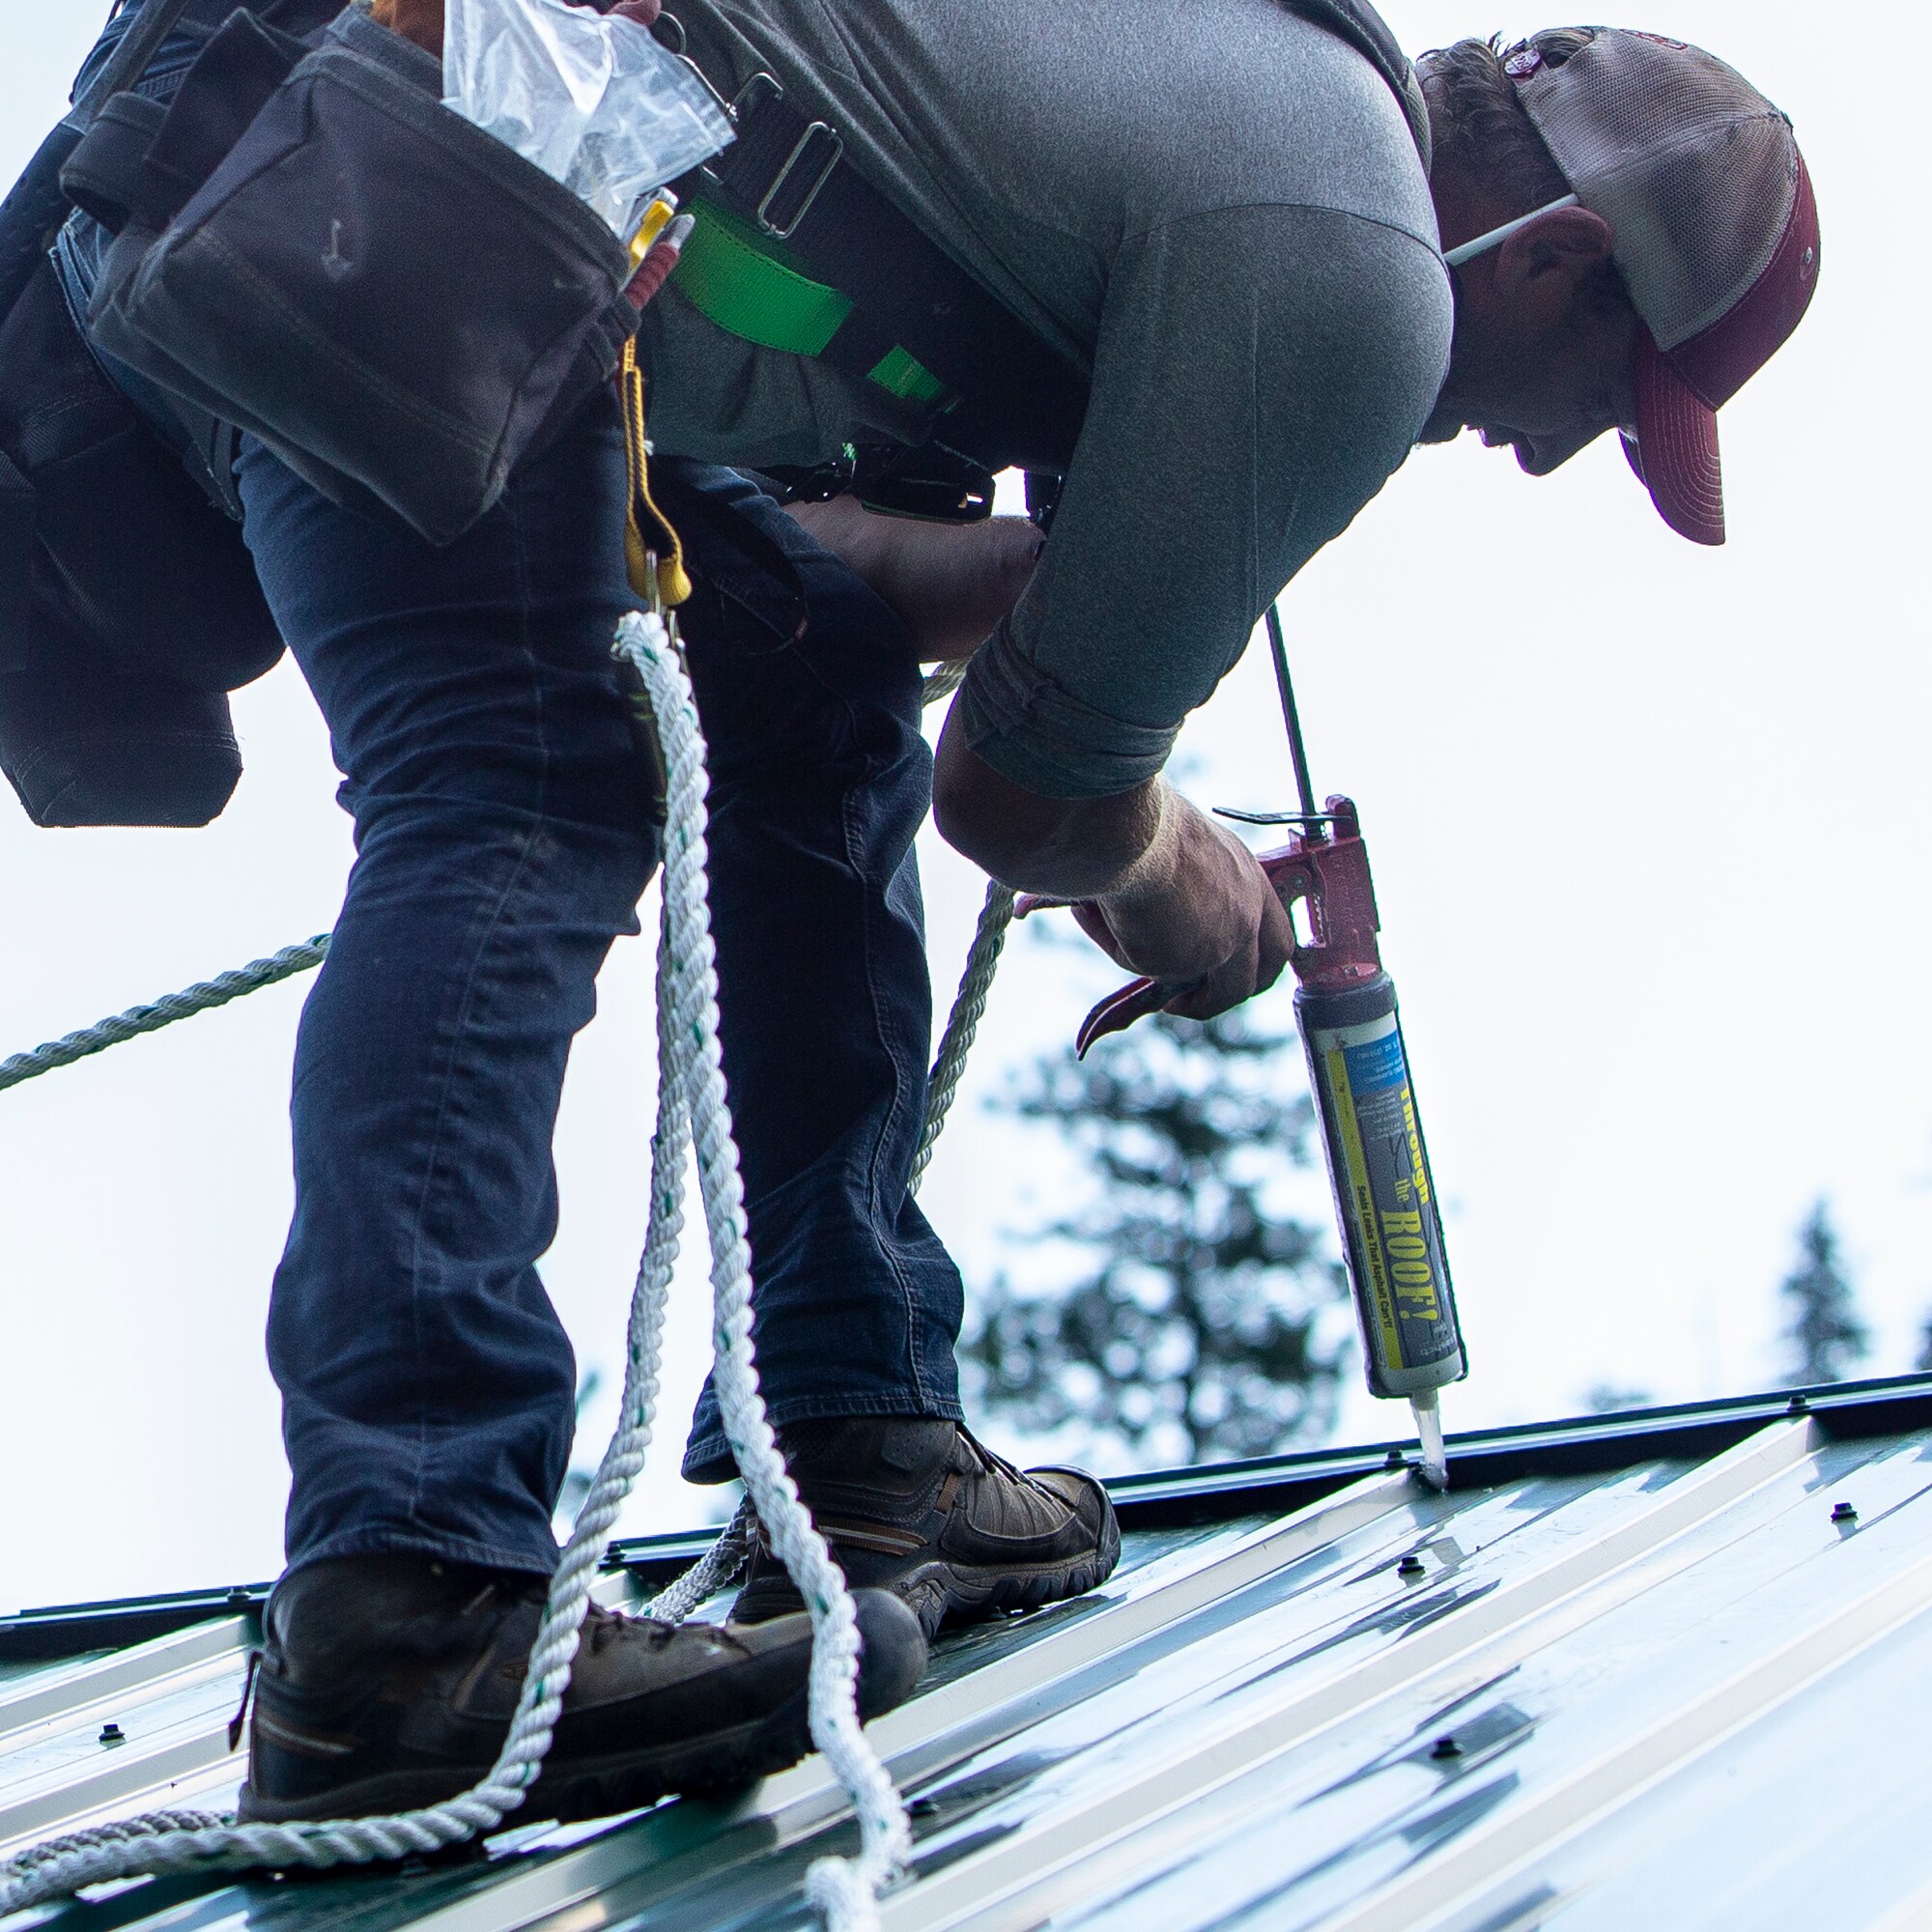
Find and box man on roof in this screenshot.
[617,12,1820,1600]
[39,0,1818,1823]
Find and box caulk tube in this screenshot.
[1295,972,1465,1402]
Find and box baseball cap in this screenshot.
[1504,28,1821,545]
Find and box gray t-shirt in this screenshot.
[644,0,1454,798]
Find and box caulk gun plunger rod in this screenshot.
[1259,604,1465,1488]
[1264,603,1320,824]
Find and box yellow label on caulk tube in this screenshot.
[1297,978,1464,1401]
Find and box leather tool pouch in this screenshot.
[0,255,281,827]
[83,5,639,546]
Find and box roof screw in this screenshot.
[1384,1448,1408,1469]
[1397,1554,1427,1579]
[99,1722,125,1747]
[1430,1735,1462,1760]
[1832,1501,1858,1523]
[1787,1393,1811,1415]
[224,1587,253,1609]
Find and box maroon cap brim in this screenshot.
[1627,324,1724,546]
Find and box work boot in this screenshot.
[235,1552,926,1825]
[728,1419,1121,1638]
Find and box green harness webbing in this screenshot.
[660,0,1425,478]
[668,199,952,407]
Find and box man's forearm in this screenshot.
[930,722,1164,898]
[933,708,1293,1012]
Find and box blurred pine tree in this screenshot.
[1777,1200,1868,1387]
[963,1006,1348,1466]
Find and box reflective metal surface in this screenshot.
[4,1388,1931,1932]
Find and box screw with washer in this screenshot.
[1430,1735,1462,1760]
[1832,1502,1858,1523]
[1397,1554,1427,1578]
[98,1723,125,1747]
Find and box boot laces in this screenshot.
[226,1651,261,1752]
[582,1599,679,1652]
[959,1426,1031,1491]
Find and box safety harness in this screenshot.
[661,0,1433,507]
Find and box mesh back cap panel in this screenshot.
[1515,29,1799,352]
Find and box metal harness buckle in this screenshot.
[753,120,842,240]
[696,71,843,241]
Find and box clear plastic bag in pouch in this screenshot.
[442,0,731,237]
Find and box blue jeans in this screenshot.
[664,467,966,1481]
[238,408,964,1577]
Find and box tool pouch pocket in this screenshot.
[86,5,639,546]
[0,256,283,827]
[0,594,245,829]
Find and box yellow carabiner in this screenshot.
[618,338,693,610]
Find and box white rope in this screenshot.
[0,611,950,1932]
[624,612,913,1919]
[642,1494,758,1623]
[919,659,971,707]
[912,880,1014,1191]
[0,636,989,1098]
[0,937,330,1093]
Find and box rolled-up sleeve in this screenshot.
[956,201,1450,800]
[954,613,1181,797]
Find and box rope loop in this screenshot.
[0,614,1016,1930]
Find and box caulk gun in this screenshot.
[1058,606,1466,1488]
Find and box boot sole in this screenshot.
[239,1594,926,1830]
[238,1687,815,1827]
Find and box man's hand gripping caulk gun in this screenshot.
[1022,607,1467,1489]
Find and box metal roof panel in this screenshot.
[3,1384,1930,1932]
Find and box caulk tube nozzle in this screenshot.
[1410,1388,1448,1492]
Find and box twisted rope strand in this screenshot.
[0,612,952,1932]
[0,938,331,1094]
[0,554,993,1097]
[643,1495,757,1624]
[919,659,970,707]
[911,880,1015,1191]
[616,614,913,1923]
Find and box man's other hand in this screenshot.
[373,2,663,61]
[371,0,443,53]
[785,497,1040,665]
[932,735,1293,1021]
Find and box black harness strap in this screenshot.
[696,78,1092,475]
[684,0,1429,478]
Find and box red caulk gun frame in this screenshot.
[1031,604,1466,1484]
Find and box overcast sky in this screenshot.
[0,0,1918,1616]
